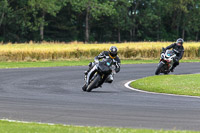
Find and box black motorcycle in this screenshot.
[155,48,179,75]
[82,58,115,92]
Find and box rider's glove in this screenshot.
[115,67,120,73]
[94,59,99,64]
[175,57,179,62]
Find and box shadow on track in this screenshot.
[85,90,117,94]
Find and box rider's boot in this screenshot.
[170,66,175,72]
[106,74,114,83]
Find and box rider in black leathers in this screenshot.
[165,38,184,72]
[84,46,121,86]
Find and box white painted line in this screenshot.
[0,119,88,127]
[124,80,200,99]
[0,119,57,126]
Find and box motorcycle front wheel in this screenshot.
[155,62,164,75]
[82,84,87,91]
[86,74,101,92]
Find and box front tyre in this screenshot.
[82,84,87,91]
[155,62,164,75]
[86,74,101,92]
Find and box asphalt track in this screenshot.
[0,63,200,131]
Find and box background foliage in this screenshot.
[1,0,200,43]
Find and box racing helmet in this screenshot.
[109,46,118,58]
[176,38,184,45]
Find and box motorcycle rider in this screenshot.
[84,46,121,87]
[164,38,184,72]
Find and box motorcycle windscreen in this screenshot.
[98,61,112,74]
[166,50,175,57]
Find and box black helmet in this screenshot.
[109,46,118,58]
[176,38,184,45]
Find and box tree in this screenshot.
[0,0,33,42]
[128,0,140,41]
[137,0,167,41]
[165,0,194,39]
[0,0,8,28]
[111,0,131,42]
[0,0,12,41]
[70,0,115,43]
[28,0,67,40]
[186,1,200,41]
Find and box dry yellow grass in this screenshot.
[0,42,199,61]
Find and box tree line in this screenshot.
[0,0,200,43]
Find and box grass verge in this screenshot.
[0,120,199,133]
[0,59,199,69]
[130,74,200,97]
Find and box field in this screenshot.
[0,42,200,62]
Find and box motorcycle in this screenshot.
[82,58,116,92]
[155,47,179,75]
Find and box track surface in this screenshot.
[0,63,200,130]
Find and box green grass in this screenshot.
[131,74,200,96]
[0,120,199,133]
[0,59,199,69]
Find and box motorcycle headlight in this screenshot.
[106,62,111,66]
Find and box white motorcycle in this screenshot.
[155,48,179,75]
